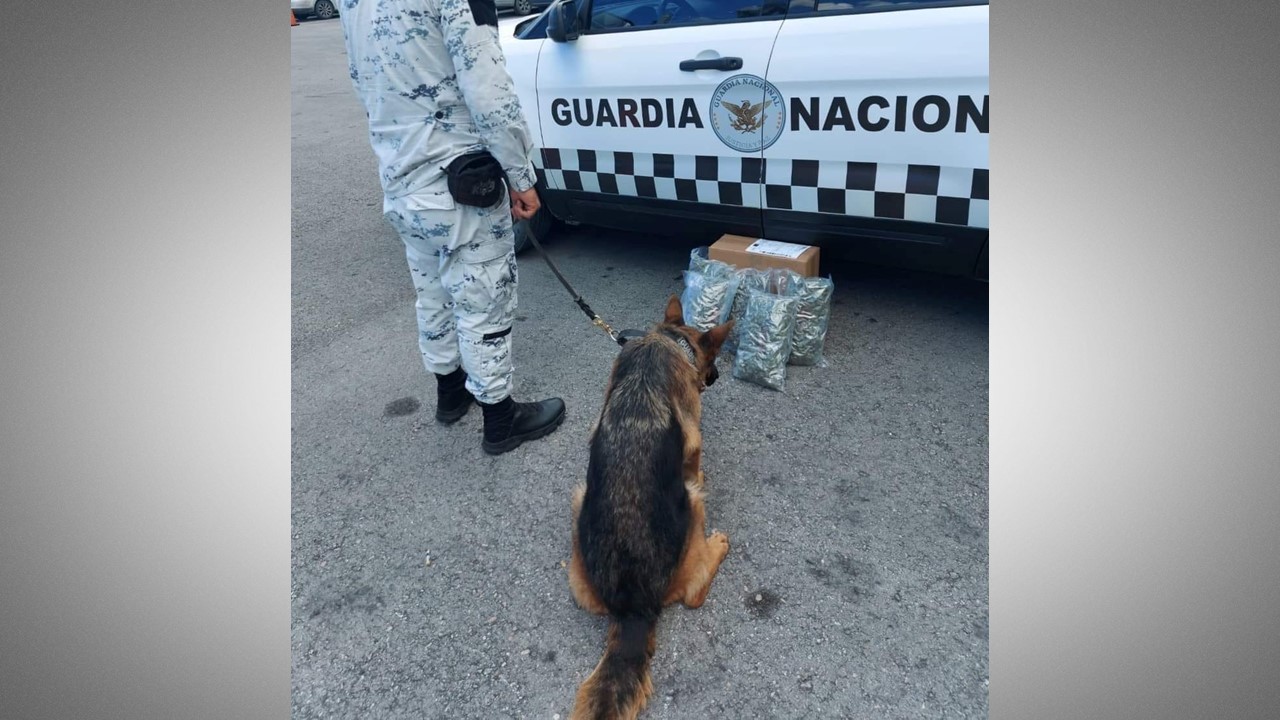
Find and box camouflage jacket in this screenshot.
[339,0,538,200]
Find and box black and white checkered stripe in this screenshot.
[764,159,989,228]
[536,149,988,229]
[538,148,766,208]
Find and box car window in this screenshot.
[588,0,786,32]
[785,0,986,17]
[514,11,549,38]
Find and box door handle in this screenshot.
[679,57,743,72]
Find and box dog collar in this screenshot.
[662,330,698,369]
[660,325,701,368]
[674,335,698,367]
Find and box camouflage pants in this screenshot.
[383,189,518,405]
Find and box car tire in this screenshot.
[513,204,554,255]
[314,0,337,19]
[513,0,534,14]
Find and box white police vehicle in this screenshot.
[501,0,988,278]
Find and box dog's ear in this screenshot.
[700,319,734,355]
[663,294,684,325]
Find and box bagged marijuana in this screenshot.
[689,245,738,279]
[788,276,835,366]
[732,290,800,391]
[680,269,740,331]
[689,246,711,274]
[722,267,771,355]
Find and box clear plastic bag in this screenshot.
[765,267,804,296]
[689,246,737,279]
[723,268,770,355]
[680,269,740,331]
[731,290,800,391]
[788,276,835,366]
[689,246,712,274]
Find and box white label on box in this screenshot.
[746,238,809,260]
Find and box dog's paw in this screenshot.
[707,531,730,558]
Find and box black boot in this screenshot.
[435,367,474,424]
[480,395,566,455]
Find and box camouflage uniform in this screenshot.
[340,0,537,404]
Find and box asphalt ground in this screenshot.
[292,15,989,719]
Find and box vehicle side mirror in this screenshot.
[547,0,581,43]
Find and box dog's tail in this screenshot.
[570,615,658,720]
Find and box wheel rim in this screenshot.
[316,1,335,18]
[515,0,531,12]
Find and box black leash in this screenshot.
[522,220,643,347]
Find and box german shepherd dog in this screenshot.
[567,295,734,720]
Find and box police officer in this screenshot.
[340,0,565,455]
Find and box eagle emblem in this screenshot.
[718,99,772,133]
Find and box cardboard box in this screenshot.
[708,234,820,277]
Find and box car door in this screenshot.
[534,0,788,239]
[763,0,989,275]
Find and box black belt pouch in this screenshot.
[446,151,507,208]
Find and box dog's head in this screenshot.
[661,295,734,391]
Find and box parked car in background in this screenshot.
[502,0,543,15]
[292,0,339,20]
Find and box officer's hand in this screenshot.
[510,187,541,221]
